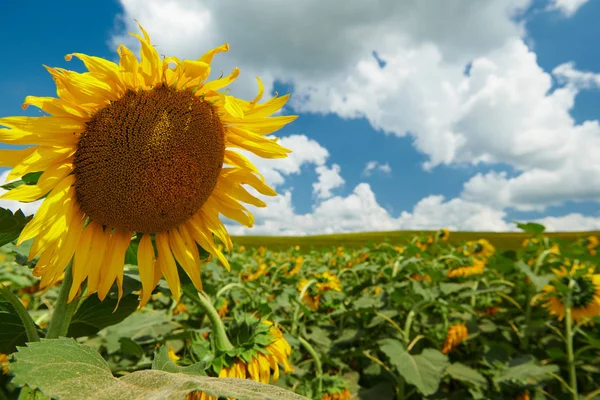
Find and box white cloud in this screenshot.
[547,0,590,17]
[0,170,42,216]
[553,62,600,89]
[362,161,392,177]
[313,164,344,199]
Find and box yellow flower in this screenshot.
[187,322,293,400]
[438,228,450,241]
[0,353,9,375]
[322,388,351,400]
[541,262,600,323]
[0,23,295,307]
[447,258,486,278]
[238,245,246,252]
[441,324,468,354]
[287,256,304,276]
[409,273,432,282]
[173,302,188,316]
[515,391,530,400]
[374,286,382,295]
[243,263,268,282]
[316,271,342,292]
[168,347,180,362]
[217,299,229,318]
[394,246,404,254]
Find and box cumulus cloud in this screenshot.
[362,161,392,177]
[313,164,344,199]
[547,0,590,17]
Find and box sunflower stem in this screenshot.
[0,284,40,343]
[564,287,578,400]
[298,336,323,397]
[184,287,234,352]
[46,263,77,339]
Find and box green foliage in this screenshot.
[1,225,600,399]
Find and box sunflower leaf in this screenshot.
[10,338,309,400]
[378,338,449,396]
[0,207,32,247]
[66,293,139,338]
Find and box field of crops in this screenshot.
[2,222,600,399]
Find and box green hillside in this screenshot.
[232,230,600,250]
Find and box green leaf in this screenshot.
[515,261,552,291]
[152,346,207,376]
[17,385,51,400]
[0,208,32,247]
[378,338,449,396]
[514,221,546,234]
[67,293,139,338]
[103,309,179,354]
[0,311,27,353]
[439,282,472,295]
[446,363,487,388]
[493,356,559,385]
[119,337,144,359]
[10,338,308,400]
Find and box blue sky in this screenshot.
[0,0,599,234]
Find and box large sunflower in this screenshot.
[0,23,296,307]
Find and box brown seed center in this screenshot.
[73,85,225,233]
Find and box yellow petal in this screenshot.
[155,232,181,302]
[44,66,117,107]
[205,193,254,228]
[117,45,141,89]
[223,150,262,178]
[97,229,132,301]
[224,115,298,135]
[0,147,36,168]
[17,174,75,245]
[6,146,75,181]
[22,96,89,119]
[198,43,229,65]
[198,68,240,94]
[138,233,157,308]
[65,53,124,93]
[197,207,232,251]
[70,220,94,302]
[2,160,73,202]
[86,223,111,295]
[220,167,277,196]
[185,216,230,271]
[224,96,245,119]
[169,227,203,291]
[130,22,162,88]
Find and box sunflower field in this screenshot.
[1,216,599,400]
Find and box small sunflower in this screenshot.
[541,262,600,323]
[322,388,351,400]
[585,235,599,255]
[0,353,9,375]
[286,256,304,276]
[437,228,450,241]
[447,258,486,278]
[441,323,468,354]
[188,318,293,400]
[0,23,296,306]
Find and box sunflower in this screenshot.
[0,23,296,307]
[441,323,468,354]
[447,258,486,278]
[187,320,293,400]
[437,228,450,241]
[541,262,600,323]
[322,388,351,400]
